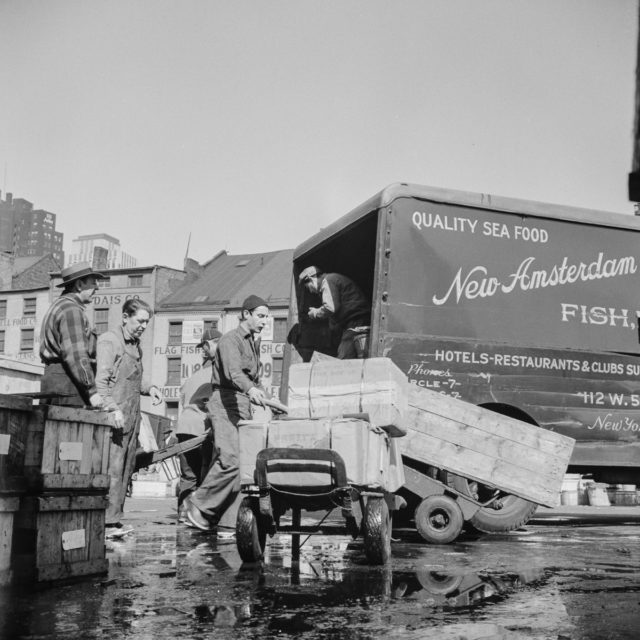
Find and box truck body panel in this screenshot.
[285,183,640,481]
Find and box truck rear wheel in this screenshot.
[451,476,537,533]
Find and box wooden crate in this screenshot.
[0,495,20,586]
[401,385,576,507]
[24,405,113,492]
[0,394,32,493]
[12,493,108,583]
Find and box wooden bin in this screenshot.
[12,493,108,583]
[24,405,113,492]
[0,495,20,586]
[0,394,33,493]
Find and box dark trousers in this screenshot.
[190,389,249,527]
[40,363,85,407]
[177,433,213,507]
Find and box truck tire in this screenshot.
[450,476,537,533]
[236,497,266,562]
[363,496,391,565]
[414,495,464,544]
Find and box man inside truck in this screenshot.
[298,266,371,359]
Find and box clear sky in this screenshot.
[0,0,637,269]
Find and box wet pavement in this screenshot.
[1,498,639,639]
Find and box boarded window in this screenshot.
[23,297,37,317]
[273,318,288,343]
[168,321,183,345]
[98,277,111,288]
[94,308,109,335]
[0,330,5,353]
[0,300,7,319]
[20,328,35,351]
[271,356,284,387]
[166,357,182,386]
[128,275,143,287]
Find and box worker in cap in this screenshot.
[184,295,270,535]
[299,266,371,359]
[39,262,106,407]
[175,327,222,522]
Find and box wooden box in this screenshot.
[286,358,409,437]
[24,405,113,492]
[401,385,576,507]
[0,394,32,493]
[239,418,405,491]
[12,493,108,583]
[0,495,20,586]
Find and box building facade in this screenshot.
[0,191,64,264]
[153,249,293,420]
[67,233,137,269]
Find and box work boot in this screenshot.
[185,497,213,532]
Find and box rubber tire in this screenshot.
[450,476,537,533]
[236,497,266,563]
[363,497,391,565]
[415,568,464,594]
[415,495,464,544]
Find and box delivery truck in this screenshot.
[282,183,640,532]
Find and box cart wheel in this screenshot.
[415,567,463,594]
[415,495,464,544]
[363,496,391,565]
[236,497,266,562]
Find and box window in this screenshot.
[271,357,284,387]
[94,308,109,334]
[203,319,218,333]
[0,300,6,319]
[168,321,183,345]
[98,277,111,288]
[23,297,37,317]
[20,328,35,352]
[166,357,182,386]
[273,318,288,343]
[128,275,143,287]
[165,403,179,422]
[0,330,5,353]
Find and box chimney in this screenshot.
[183,257,204,284]
[0,253,14,290]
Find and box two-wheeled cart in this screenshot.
[236,416,404,565]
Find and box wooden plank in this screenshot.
[407,406,569,479]
[37,494,108,512]
[80,422,93,475]
[45,405,114,427]
[41,474,110,492]
[101,426,111,475]
[401,428,561,507]
[37,558,108,583]
[40,416,61,475]
[409,386,574,455]
[0,394,33,411]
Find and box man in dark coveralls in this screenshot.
[39,262,105,408]
[298,266,371,359]
[185,295,269,536]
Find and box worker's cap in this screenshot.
[197,328,222,348]
[241,294,269,312]
[56,262,105,288]
[298,266,320,284]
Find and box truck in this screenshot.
[282,182,640,532]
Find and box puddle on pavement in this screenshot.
[2,526,640,639]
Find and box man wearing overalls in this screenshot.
[96,298,162,532]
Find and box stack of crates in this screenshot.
[0,395,31,586]
[3,398,112,584]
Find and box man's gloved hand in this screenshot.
[308,307,321,320]
[89,393,104,409]
[248,387,267,407]
[149,385,163,406]
[111,409,125,429]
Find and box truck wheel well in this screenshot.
[478,403,538,426]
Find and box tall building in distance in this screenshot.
[0,191,64,265]
[67,233,137,269]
